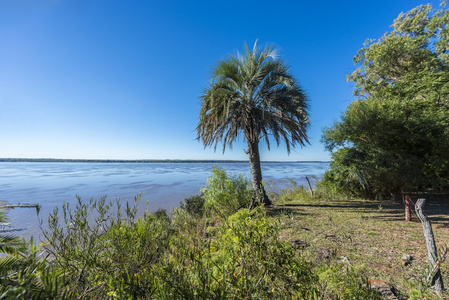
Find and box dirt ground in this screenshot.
[269,193,449,298]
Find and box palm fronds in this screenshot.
[197,41,309,151]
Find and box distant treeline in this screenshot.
[0,158,328,164]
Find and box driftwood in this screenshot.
[415,198,444,293]
[0,204,38,209]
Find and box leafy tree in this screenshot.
[197,41,310,205]
[348,3,449,99]
[322,2,449,198]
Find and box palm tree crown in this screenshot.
[197,41,310,205]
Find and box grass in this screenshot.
[268,186,449,298]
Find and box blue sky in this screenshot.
[0,0,442,161]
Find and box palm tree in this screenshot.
[197,41,310,206]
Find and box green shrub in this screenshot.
[42,194,173,298]
[103,212,172,298]
[152,208,170,221]
[211,208,318,298]
[180,194,205,218]
[163,207,318,298]
[201,166,252,217]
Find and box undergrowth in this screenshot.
[2,168,447,298]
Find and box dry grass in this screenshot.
[268,188,449,298]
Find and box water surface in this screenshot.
[0,162,329,239]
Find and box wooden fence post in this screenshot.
[415,198,444,293]
[405,195,411,222]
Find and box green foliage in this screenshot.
[0,239,68,299]
[164,207,318,299]
[408,289,421,300]
[201,166,252,217]
[152,208,170,221]
[211,208,318,298]
[41,194,173,298]
[37,187,321,298]
[180,194,205,218]
[0,210,24,255]
[347,3,449,98]
[323,85,449,199]
[0,209,65,299]
[102,214,172,298]
[273,179,341,203]
[407,284,433,300]
[3,167,407,298]
[322,2,449,198]
[317,265,379,299]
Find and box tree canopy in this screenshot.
[348,3,449,100]
[322,2,449,198]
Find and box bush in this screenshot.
[180,194,205,218]
[42,194,173,298]
[201,166,252,217]
[103,212,172,298]
[212,208,318,298]
[163,207,318,298]
[153,208,170,221]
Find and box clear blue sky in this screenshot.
[0,0,442,161]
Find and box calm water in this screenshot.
[0,162,329,239]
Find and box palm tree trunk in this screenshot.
[247,140,271,207]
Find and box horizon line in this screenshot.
[0,158,331,163]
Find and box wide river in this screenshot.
[0,161,329,239]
